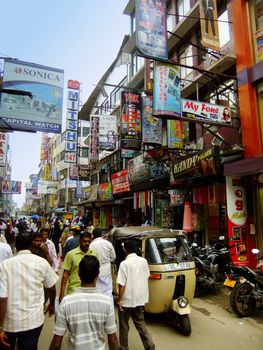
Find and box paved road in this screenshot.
[39,287,263,349]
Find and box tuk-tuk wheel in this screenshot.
[179,314,191,336]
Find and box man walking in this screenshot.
[117,239,155,350]
[0,231,58,350]
[89,227,116,297]
[0,241,13,263]
[50,255,119,350]
[59,231,96,301]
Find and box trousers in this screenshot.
[5,325,43,350]
[118,306,155,350]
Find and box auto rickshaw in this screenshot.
[108,226,196,336]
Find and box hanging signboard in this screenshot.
[182,99,232,125]
[37,180,58,194]
[111,170,130,194]
[0,59,63,133]
[89,115,100,162]
[120,91,142,150]
[128,154,151,183]
[199,0,220,51]
[99,115,117,150]
[167,120,184,148]
[40,132,49,160]
[98,182,113,201]
[135,0,168,60]
[142,95,162,144]
[153,61,181,117]
[0,132,7,167]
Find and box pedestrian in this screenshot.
[0,231,58,350]
[51,217,62,254]
[117,239,155,350]
[59,231,97,301]
[30,231,53,266]
[49,255,119,350]
[62,226,81,259]
[41,227,59,273]
[0,241,13,263]
[89,227,116,297]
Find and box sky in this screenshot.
[0,0,128,207]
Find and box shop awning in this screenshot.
[224,156,263,176]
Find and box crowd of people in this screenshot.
[0,214,155,350]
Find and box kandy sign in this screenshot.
[182,99,231,125]
[172,147,221,179]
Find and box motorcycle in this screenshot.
[230,249,263,317]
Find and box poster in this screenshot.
[142,95,162,144]
[99,114,117,150]
[167,120,183,148]
[199,0,220,51]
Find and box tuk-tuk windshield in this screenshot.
[145,236,190,264]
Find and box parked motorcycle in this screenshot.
[230,249,263,317]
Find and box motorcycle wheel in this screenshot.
[179,314,191,336]
[230,282,256,317]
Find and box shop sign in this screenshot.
[168,189,186,205]
[84,184,98,202]
[149,163,168,179]
[167,119,183,148]
[199,0,220,51]
[37,180,58,195]
[98,182,113,201]
[99,114,117,151]
[142,95,162,145]
[40,132,49,161]
[120,91,142,150]
[0,132,7,167]
[182,99,232,125]
[89,115,100,162]
[172,146,221,179]
[128,154,151,184]
[135,0,168,60]
[0,180,22,194]
[111,170,130,194]
[121,149,140,158]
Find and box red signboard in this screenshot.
[111,170,130,194]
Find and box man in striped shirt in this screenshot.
[0,231,59,350]
[50,255,119,350]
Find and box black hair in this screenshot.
[79,231,92,240]
[15,231,33,250]
[124,239,137,253]
[92,228,102,238]
[40,227,50,235]
[79,255,100,284]
[32,231,44,239]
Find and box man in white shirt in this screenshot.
[0,242,13,263]
[89,228,116,297]
[0,231,59,350]
[117,239,155,350]
[40,228,59,272]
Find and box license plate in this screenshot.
[164,262,191,272]
[223,278,236,288]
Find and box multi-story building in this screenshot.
[78,0,262,266]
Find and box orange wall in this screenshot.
[232,0,262,157]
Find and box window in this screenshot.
[167,1,175,35]
[218,10,230,47]
[80,148,89,158]
[178,45,193,79]
[177,0,190,22]
[131,12,136,34]
[131,51,145,77]
[82,127,90,138]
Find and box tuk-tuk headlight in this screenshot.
[178,296,189,308]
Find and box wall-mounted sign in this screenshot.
[89,115,100,162]
[40,132,49,160]
[99,115,117,150]
[0,132,7,167]
[167,120,183,148]
[135,0,168,60]
[37,180,58,194]
[182,99,232,125]
[120,91,142,150]
[0,180,22,194]
[0,59,63,133]
[111,170,130,194]
[98,182,113,201]
[142,95,162,144]
[128,154,151,184]
[153,61,181,117]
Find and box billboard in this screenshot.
[40,132,49,160]
[153,61,181,117]
[89,115,100,162]
[0,132,7,167]
[99,115,117,150]
[199,0,220,51]
[0,180,22,194]
[120,91,142,150]
[37,180,58,194]
[142,95,162,144]
[167,120,183,149]
[135,0,168,60]
[182,99,232,125]
[0,59,64,133]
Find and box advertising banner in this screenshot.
[37,180,58,194]
[0,132,7,167]
[199,0,220,51]
[40,132,49,160]
[44,164,50,181]
[167,120,183,148]
[111,170,130,194]
[128,154,151,184]
[153,61,181,117]
[26,188,41,200]
[89,115,100,162]
[172,147,221,180]
[142,95,162,144]
[98,182,113,201]
[226,176,249,266]
[121,92,142,150]
[0,59,63,133]
[99,115,117,150]
[0,180,22,194]
[135,0,168,60]
[182,99,231,125]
